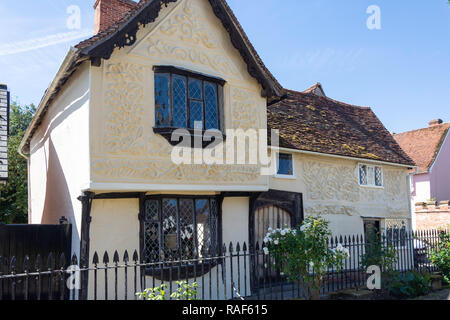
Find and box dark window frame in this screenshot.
[142,194,222,279]
[153,66,225,140]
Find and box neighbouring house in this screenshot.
[0,84,9,188]
[19,0,415,299]
[394,119,450,230]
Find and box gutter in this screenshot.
[18,47,85,159]
[270,146,417,170]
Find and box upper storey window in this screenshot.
[359,164,383,187]
[154,66,225,131]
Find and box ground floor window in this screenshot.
[143,196,219,263]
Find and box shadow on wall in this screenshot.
[41,137,73,225]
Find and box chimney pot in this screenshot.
[429,119,443,126]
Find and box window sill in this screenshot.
[274,174,296,180]
[359,184,384,189]
[153,127,225,148]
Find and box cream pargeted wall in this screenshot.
[270,154,412,234]
[89,0,268,192]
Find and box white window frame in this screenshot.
[358,163,383,188]
[275,153,296,179]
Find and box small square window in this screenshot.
[359,164,383,187]
[277,153,294,176]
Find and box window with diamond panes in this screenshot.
[359,164,383,187]
[154,69,221,131]
[143,197,219,263]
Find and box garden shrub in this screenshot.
[385,271,431,299]
[264,216,350,300]
[430,231,450,284]
[137,281,198,300]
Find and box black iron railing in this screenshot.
[0,229,447,300]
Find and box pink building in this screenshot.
[394,119,450,203]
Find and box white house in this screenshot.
[19,0,415,299]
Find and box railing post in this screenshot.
[123,250,129,301]
[23,255,30,300]
[35,254,42,301]
[10,256,16,301]
[103,251,109,301]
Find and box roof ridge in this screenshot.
[393,122,450,136]
[285,89,371,110]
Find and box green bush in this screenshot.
[136,281,198,300]
[385,271,431,299]
[430,232,450,284]
[360,230,398,273]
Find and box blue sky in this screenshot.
[0,0,449,133]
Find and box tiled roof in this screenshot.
[393,122,450,173]
[268,90,415,166]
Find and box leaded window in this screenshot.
[143,196,219,263]
[359,164,383,187]
[154,66,223,131]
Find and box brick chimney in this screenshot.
[94,0,137,34]
[429,119,443,127]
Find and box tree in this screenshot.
[0,102,36,224]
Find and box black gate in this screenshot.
[0,223,72,300]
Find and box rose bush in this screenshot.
[263,216,349,300]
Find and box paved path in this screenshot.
[412,288,450,300]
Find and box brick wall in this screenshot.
[415,201,450,231]
[94,0,137,34]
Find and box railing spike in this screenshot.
[123,250,129,263]
[255,242,260,251]
[243,242,247,252]
[47,252,54,270]
[71,253,78,266]
[35,254,41,271]
[229,242,233,253]
[113,250,120,263]
[133,250,139,262]
[23,255,30,273]
[92,252,98,265]
[236,242,241,252]
[59,253,66,269]
[103,251,109,264]
[10,256,16,273]
[222,243,227,254]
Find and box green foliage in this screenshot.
[264,216,349,300]
[360,230,398,273]
[430,232,450,284]
[0,102,36,224]
[384,271,431,299]
[136,281,198,300]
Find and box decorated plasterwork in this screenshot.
[104,62,147,155]
[92,159,260,183]
[231,87,262,130]
[136,0,241,79]
[302,160,360,202]
[302,159,409,216]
